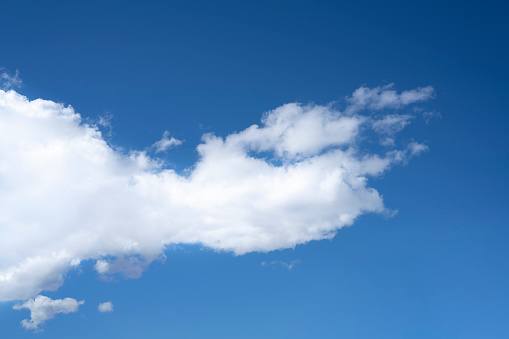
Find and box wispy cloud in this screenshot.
[345,83,434,114]
[0,84,433,306]
[261,260,301,270]
[372,114,413,135]
[96,113,114,137]
[95,256,151,279]
[13,296,84,332]
[152,131,182,153]
[0,69,22,90]
[422,111,442,124]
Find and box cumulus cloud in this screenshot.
[221,103,364,159]
[98,301,113,313]
[12,295,84,331]
[94,260,110,275]
[152,131,182,152]
[0,85,433,302]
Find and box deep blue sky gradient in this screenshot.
[1,0,508,337]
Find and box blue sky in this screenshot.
[0,0,508,338]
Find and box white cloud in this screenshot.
[94,260,110,275]
[152,131,182,152]
[12,295,84,331]
[98,301,113,313]
[222,103,364,159]
[0,85,432,302]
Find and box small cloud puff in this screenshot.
[152,131,182,152]
[13,295,84,331]
[94,260,110,275]
[98,301,114,313]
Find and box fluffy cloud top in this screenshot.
[98,301,114,313]
[12,295,84,331]
[0,85,433,302]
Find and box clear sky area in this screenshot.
[0,1,508,338]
